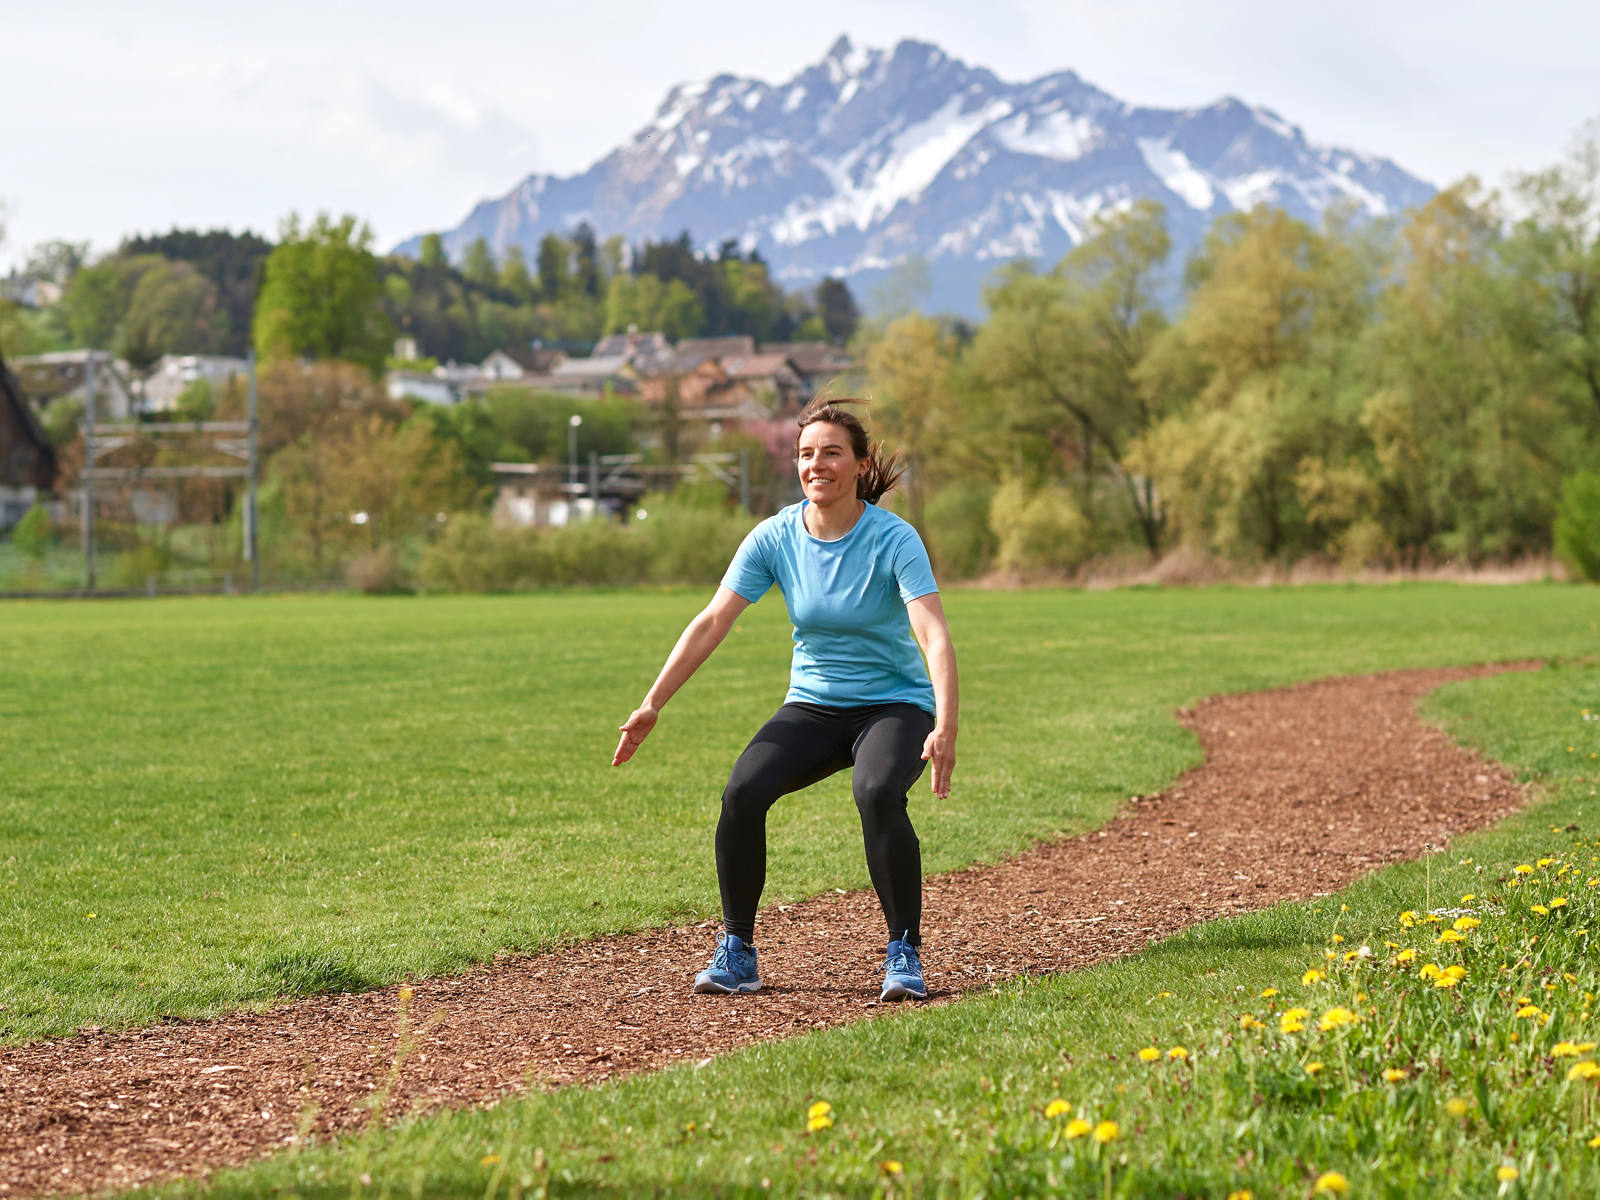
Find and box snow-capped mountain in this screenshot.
[396,36,1436,314]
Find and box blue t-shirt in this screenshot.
[721,501,938,713]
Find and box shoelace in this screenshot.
[885,948,920,976]
[712,942,752,973]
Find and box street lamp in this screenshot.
[568,413,583,493]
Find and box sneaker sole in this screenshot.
[880,981,927,1001]
[693,977,762,995]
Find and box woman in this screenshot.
[612,398,958,1002]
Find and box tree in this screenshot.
[419,233,445,269]
[572,222,600,298]
[119,260,229,368]
[537,234,570,301]
[498,245,534,301]
[816,277,860,343]
[866,314,960,532]
[462,237,497,289]
[252,213,392,372]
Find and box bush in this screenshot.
[988,478,1092,575]
[103,542,175,590]
[347,545,411,593]
[1554,469,1600,582]
[9,506,53,560]
[640,499,754,585]
[923,483,996,579]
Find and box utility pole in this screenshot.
[739,445,751,512]
[82,353,96,590]
[246,350,260,590]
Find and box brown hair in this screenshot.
[795,396,903,504]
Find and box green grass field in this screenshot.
[4,584,1600,1196]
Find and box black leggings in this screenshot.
[716,702,935,947]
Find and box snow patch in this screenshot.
[784,85,807,113]
[1219,169,1282,211]
[993,110,1099,160]
[838,78,860,107]
[742,87,764,111]
[1252,106,1298,142]
[653,81,707,132]
[1137,138,1216,210]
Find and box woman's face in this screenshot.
[796,421,865,507]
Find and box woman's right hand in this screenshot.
[612,705,660,766]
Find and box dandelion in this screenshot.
[1226,1192,1253,1200]
[1437,929,1465,945]
[1138,1047,1160,1062]
[1554,1043,1584,1057]
[1239,1014,1265,1031]
[1302,968,1326,985]
[1400,911,1419,928]
[1569,1061,1600,1081]
[1532,905,1551,916]
[806,1113,834,1132]
[1517,1005,1543,1018]
[1382,1067,1408,1082]
[481,1155,501,1166]
[1331,934,1344,944]
[1445,1097,1472,1117]
[1281,1008,1311,1033]
[1515,865,1535,874]
[1064,1118,1091,1139]
[807,1101,832,1120]
[1589,1136,1600,1149]
[1539,858,1556,868]
[1454,916,1482,931]
[1314,1171,1349,1195]
[1395,948,1418,964]
[1420,963,1443,980]
[1497,1165,1519,1182]
[1156,990,1174,998]
[880,1161,904,1175]
[1461,894,1477,903]
[1261,988,1279,998]
[398,986,414,1002]
[1318,1007,1359,1031]
[1551,897,1569,908]
[1092,1120,1119,1144]
[1044,1098,1071,1118]
[1168,1046,1188,1061]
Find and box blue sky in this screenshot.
[3,0,1596,268]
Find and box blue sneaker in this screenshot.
[693,933,761,994]
[880,938,926,1001]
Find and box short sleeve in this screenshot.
[890,523,938,603]
[720,521,776,602]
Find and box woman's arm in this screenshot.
[612,586,752,766]
[906,592,958,799]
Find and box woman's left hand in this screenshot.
[921,724,956,799]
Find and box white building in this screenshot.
[142,354,250,413]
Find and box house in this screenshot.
[386,370,459,406]
[672,335,755,371]
[11,350,137,421]
[479,346,567,382]
[591,329,673,372]
[544,354,640,398]
[0,349,58,531]
[755,340,857,396]
[142,354,250,412]
[720,353,807,412]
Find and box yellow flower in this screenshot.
[1239,1014,1265,1031]
[880,1161,903,1175]
[1382,1067,1408,1082]
[1551,897,1569,908]
[1302,969,1326,985]
[1168,1046,1188,1061]
[1569,1061,1600,1081]
[1156,990,1174,998]
[1517,1005,1543,1018]
[1318,1007,1359,1031]
[1454,916,1481,931]
[1044,1098,1071,1118]
[1532,905,1551,916]
[806,1113,833,1132]
[1496,1166,1518,1182]
[1091,1120,1119,1144]
[398,986,414,1002]
[807,1101,832,1120]
[1461,894,1477,903]
[1395,948,1418,964]
[1314,1171,1349,1195]
[1515,864,1535,874]
[1226,1192,1254,1200]
[1261,988,1279,998]
[480,1154,500,1166]
[1331,933,1344,944]
[1400,910,1419,927]
[1064,1118,1092,1139]
[1554,1042,1583,1057]
[1419,962,1442,980]
[1539,857,1556,868]
[1589,878,1598,888]
[1589,1135,1600,1149]
[1138,1046,1161,1062]
[1436,929,1465,944]
[1305,1061,1324,1075]
[1281,1008,1310,1033]
[1445,1097,1471,1117]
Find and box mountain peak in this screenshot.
[397,35,1435,315]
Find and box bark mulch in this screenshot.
[0,663,1535,1196]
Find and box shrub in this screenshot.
[9,506,53,560]
[923,483,996,579]
[347,545,411,593]
[103,542,175,590]
[1554,469,1600,582]
[989,479,1092,575]
[641,502,754,585]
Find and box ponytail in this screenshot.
[795,397,904,504]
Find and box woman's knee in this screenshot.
[852,771,911,820]
[721,772,779,823]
